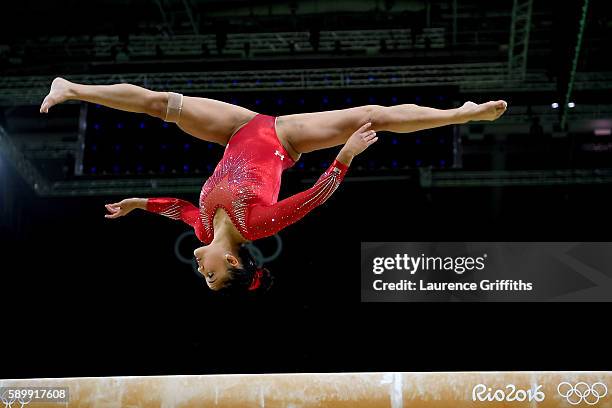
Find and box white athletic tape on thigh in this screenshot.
[165,92,184,123]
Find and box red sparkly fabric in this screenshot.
[146,113,349,243]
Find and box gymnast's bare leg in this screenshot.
[275,100,507,155]
[40,77,257,146]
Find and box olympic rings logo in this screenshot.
[557,382,608,405]
[174,231,283,272]
[0,390,32,408]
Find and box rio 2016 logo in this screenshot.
[472,384,545,403]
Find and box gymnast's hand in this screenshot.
[105,198,146,219]
[338,122,379,164]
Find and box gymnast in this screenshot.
[40,77,507,294]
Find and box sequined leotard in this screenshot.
[146,113,349,243]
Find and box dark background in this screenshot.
[1,0,612,378]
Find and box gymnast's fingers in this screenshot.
[360,130,376,138]
[105,204,119,213]
[363,132,377,140]
[367,136,379,145]
[105,211,122,219]
[357,122,372,132]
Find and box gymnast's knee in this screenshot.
[361,104,387,130]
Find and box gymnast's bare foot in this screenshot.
[40,77,76,113]
[459,100,508,123]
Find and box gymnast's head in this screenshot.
[193,242,273,294]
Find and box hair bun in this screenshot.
[221,244,275,295]
[257,267,274,292]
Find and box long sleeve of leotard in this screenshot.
[146,197,200,229]
[247,159,349,240]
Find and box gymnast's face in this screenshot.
[193,244,241,290]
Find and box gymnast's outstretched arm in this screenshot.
[105,197,203,239]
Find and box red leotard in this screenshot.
[146,113,349,243]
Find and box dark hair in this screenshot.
[217,243,274,295]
